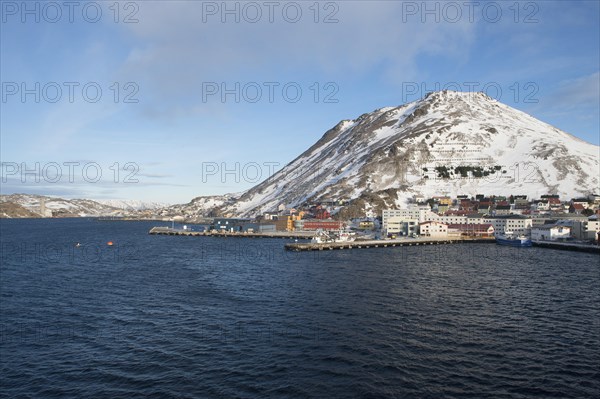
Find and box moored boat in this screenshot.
[311,228,356,244]
[495,232,532,247]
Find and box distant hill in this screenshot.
[0,194,123,218]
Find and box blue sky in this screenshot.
[1,0,599,203]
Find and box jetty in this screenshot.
[284,237,495,251]
[532,240,600,254]
[148,226,315,239]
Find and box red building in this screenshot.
[300,219,344,231]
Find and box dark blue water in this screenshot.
[1,218,599,398]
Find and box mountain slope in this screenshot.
[0,194,124,218]
[222,91,599,217]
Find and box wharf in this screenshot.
[149,226,315,239]
[532,240,600,254]
[98,217,164,221]
[284,237,495,251]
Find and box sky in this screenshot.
[1,0,599,204]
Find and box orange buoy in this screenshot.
[107,241,114,246]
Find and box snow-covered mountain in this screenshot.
[155,194,237,219]
[96,199,170,211]
[4,91,598,220]
[215,90,599,217]
[0,194,124,218]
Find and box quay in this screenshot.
[148,226,315,239]
[285,237,495,251]
[532,240,600,254]
[98,217,164,221]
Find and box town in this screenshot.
[158,193,600,247]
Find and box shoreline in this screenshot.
[148,226,600,254]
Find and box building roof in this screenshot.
[489,214,531,220]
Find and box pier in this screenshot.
[532,240,600,254]
[284,237,495,251]
[148,226,315,239]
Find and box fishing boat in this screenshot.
[311,229,356,244]
[495,232,532,247]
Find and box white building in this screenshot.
[531,225,571,241]
[482,215,532,236]
[533,200,550,211]
[383,208,532,237]
[559,218,600,241]
[587,219,600,241]
[436,215,469,224]
[382,205,432,234]
[418,221,448,238]
[385,217,419,236]
[382,205,431,223]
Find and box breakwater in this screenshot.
[285,237,495,251]
[149,226,315,239]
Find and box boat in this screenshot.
[311,229,356,244]
[495,232,532,247]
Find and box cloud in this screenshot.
[118,2,476,115]
[553,72,600,108]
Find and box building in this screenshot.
[241,223,277,233]
[434,196,452,205]
[447,224,494,238]
[533,200,550,211]
[263,212,280,221]
[570,198,589,209]
[494,204,512,215]
[531,225,571,241]
[212,218,251,232]
[274,213,304,231]
[296,219,344,231]
[358,220,375,230]
[556,217,600,241]
[382,205,431,233]
[569,204,586,214]
[436,214,469,224]
[385,218,419,236]
[588,194,600,205]
[418,221,448,238]
[382,205,431,223]
[482,215,532,236]
[587,219,600,241]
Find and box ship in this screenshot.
[495,232,532,247]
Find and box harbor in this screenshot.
[148,226,316,239]
[149,226,600,254]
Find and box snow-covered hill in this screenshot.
[155,194,237,219]
[218,90,599,217]
[96,199,169,211]
[0,194,123,218]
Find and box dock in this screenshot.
[532,240,600,254]
[148,226,315,240]
[284,237,495,251]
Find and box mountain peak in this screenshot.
[196,94,600,217]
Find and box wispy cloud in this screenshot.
[553,72,600,109]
